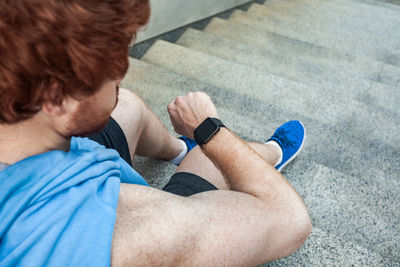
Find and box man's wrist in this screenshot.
[194,117,225,146]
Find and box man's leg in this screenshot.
[174,120,305,191]
[111,88,183,165]
[175,142,282,190]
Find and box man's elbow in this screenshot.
[283,204,312,258]
[265,198,312,261]
[294,211,312,249]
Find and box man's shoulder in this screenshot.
[72,136,106,152]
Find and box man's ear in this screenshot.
[41,82,70,117]
[42,94,81,118]
[41,100,65,116]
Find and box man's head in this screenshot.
[0,0,150,135]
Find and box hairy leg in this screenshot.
[176,141,282,190]
[111,88,182,164]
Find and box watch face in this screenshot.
[195,118,219,144]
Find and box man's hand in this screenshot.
[167,92,219,139]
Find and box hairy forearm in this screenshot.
[200,127,312,260]
[202,128,298,201]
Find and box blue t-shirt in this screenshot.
[0,137,148,266]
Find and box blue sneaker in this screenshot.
[266,120,306,172]
[178,136,197,153]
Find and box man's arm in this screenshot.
[111,92,311,266]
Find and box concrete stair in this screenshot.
[176,28,399,115]
[245,2,400,83]
[249,0,400,66]
[204,17,400,88]
[125,0,400,265]
[231,5,400,74]
[354,0,400,8]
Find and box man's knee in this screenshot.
[260,198,311,262]
[111,89,147,154]
[116,88,146,115]
[112,88,146,126]
[293,214,312,250]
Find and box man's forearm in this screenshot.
[202,128,298,201]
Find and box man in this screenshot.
[0,0,311,266]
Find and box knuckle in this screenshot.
[199,91,208,98]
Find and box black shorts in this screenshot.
[87,117,218,197]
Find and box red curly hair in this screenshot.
[0,0,150,124]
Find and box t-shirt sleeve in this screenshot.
[0,173,120,267]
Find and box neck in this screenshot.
[0,114,70,165]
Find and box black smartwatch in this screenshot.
[194,117,225,146]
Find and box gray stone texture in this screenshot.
[262,227,400,266]
[353,0,400,8]
[176,28,400,115]
[290,162,400,263]
[246,3,400,86]
[203,17,400,88]
[249,0,400,66]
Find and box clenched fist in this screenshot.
[167,92,219,139]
